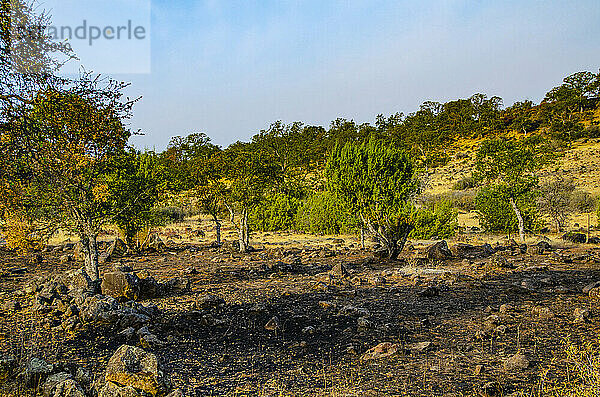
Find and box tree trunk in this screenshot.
[81,233,100,282]
[587,213,591,243]
[212,214,222,246]
[238,209,249,253]
[360,215,412,260]
[509,197,525,243]
[360,227,366,249]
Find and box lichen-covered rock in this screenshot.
[99,381,141,397]
[146,233,166,253]
[104,345,170,396]
[42,372,86,397]
[361,342,398,361]
[101,272,140,301]
[80,295,120,324]
[24,357,53,387]
[56,268,92,292]
[105,238,128,261]
[504,353,529,372]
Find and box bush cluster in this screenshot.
[410,199,458,239]
[475,185,540,234]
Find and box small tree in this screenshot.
[220,143,279,253]
[0,74,136,282]
[326,139,418,259]
[476,185,539,236]
[194,180,227,246]
[571,190,596,241]
[108,150,166,251]
[537,176,576,232]
[474,137,547,242]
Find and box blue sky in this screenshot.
[104,0,600,150]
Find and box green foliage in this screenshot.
[475,185,539,234]
[251,121,329,194]
[411,200,458,239]
[326,138,418,258]
[452,176,476,191]
[0,74,136,280]
[250,193,301,232]
[107,150,166,250]
[542,70,600,140]
[159,133,220,192]
[295,191,357,235]
[571,190,596,214]
[153,206,186,224]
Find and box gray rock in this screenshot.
[196,294,225,311]
[42,372,86,397]
[101,272,140,301]
[24,357,53,387]
[451,243,495,259]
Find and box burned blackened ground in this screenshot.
[1,240,600,396]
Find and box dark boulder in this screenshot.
[450,243,495,259]
[426,241,453,260]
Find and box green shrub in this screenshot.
[250,192,300,232]
[410,199,458,239]
[452,176,476,191]
[419,191,477,212]
[295,191,357,235]
[475,185,539,234]
[154,206,185,224]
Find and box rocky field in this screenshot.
[1,229,600,396]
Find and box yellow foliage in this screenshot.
[1,212,44,253]
[92,182,110,201]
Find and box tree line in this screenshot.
[1,1,600,284]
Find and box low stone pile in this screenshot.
[21,264,189,335]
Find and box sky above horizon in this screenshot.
[106,0,600,150]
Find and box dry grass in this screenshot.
[522,338,600,397]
